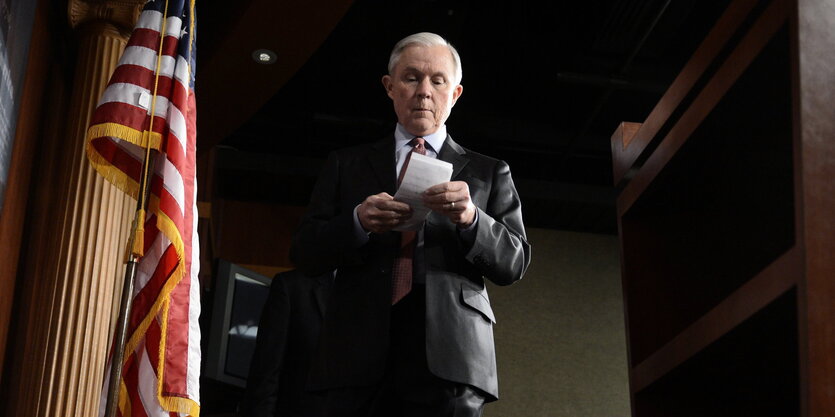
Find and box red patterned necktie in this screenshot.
[391,137,426,304]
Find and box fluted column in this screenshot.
[7,1,144,416]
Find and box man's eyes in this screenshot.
[403,75,447,85]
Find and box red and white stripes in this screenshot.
[87,1,200,416]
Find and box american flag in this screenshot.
[86,0,200,416]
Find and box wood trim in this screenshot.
[612,0,834,414]
[631,246,801,392]
[617,0,790,217]
[794,0,835,414]
[0,0,50,382]
[610,122,642,153]
[612,0,760,185]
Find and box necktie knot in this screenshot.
[398,138,426,187]
[411,137,427,155]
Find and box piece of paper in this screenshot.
[393,153,453,231]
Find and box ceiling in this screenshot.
[197,0,731,235]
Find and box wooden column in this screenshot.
[796,0,835,415]
[4,1,143,416]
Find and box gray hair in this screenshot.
[387,32,463,85]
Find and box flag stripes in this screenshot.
[87,1,200,416]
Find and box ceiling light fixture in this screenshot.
[252,49,277,65]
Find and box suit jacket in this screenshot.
[240,269,332,417]
[290,134,531,401]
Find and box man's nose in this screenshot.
[416,78,432,98]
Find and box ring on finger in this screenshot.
[450,201,456,209]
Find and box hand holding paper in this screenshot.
[393,153,453,231]
[423,181,477,227]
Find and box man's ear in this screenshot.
[451,84,463,106]
[382,75,394,99]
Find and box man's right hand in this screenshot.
[357,193,412,233]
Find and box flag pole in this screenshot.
[104,131,159,417]
[103,254,138,417]
[104,146,157,417]
[102,0,168,405]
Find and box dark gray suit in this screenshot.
[290,134,530,403]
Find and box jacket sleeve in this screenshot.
[465,159,531,286]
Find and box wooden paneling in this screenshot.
[0,0,50,380]
[611,0,760,185]
[211,200,304,284]
[618,0,790,218]
[612,0,835,414]
[630,248,800,391]
[795,0,835,414]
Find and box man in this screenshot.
[240,269,333,417]
[290,32,531,417]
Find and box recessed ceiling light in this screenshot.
[252,49,277,65]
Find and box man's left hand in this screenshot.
[423,181,476,228]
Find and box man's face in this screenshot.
[382,44,463,137]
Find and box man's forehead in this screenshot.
[396,46,455,72]
[400,64,452,76]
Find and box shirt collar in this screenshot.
[394,124,447,154]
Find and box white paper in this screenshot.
[393,153,453,231]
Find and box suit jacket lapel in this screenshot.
[368,135,397,195]
[438,135,469,180]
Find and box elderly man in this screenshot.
[291,32,531,417]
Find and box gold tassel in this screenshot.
[132,208,146,257]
